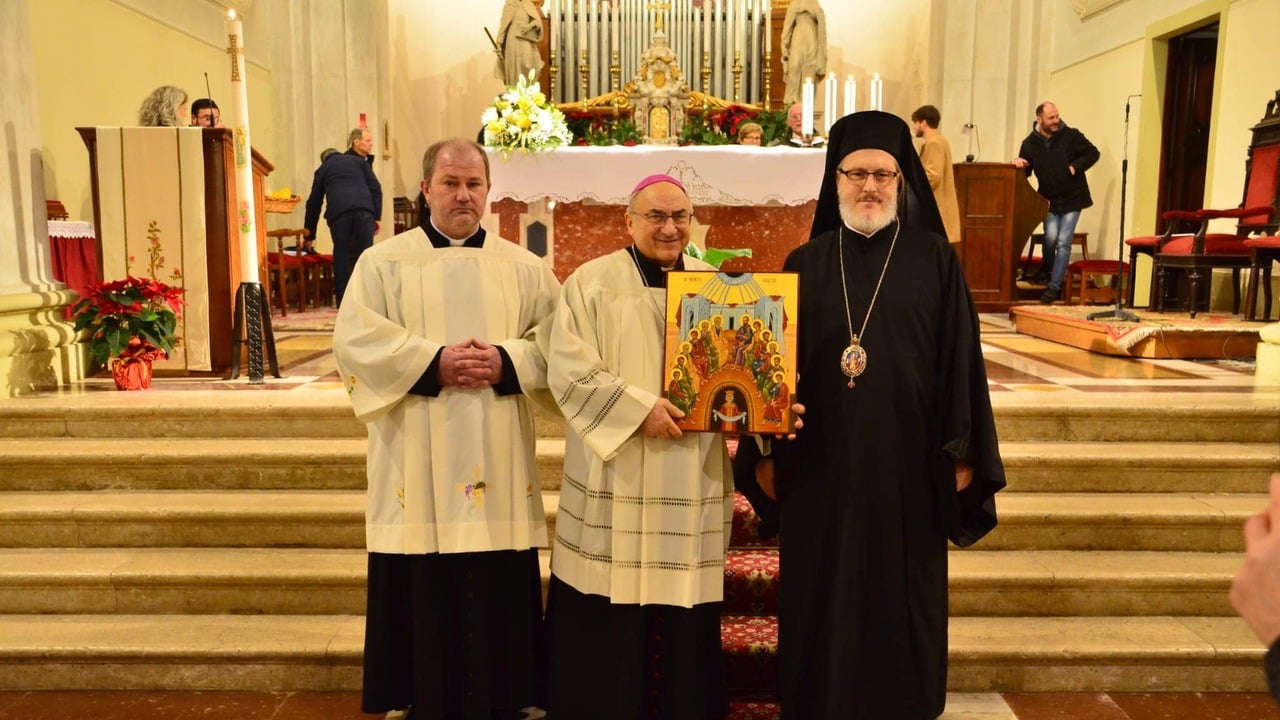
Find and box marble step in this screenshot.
[0,614,1262,693]
[981,492,1263,552]
[0,490,1261,553]
[990,398,1280,444]
[0,397,566,440]
[3,395,1273,444]
[0,438,564,492]
[0,547,1238,618]
[997,441,1280,493]
[0,437,1274,495]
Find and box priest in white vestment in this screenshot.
[332,138,560,720]
[543,174,732,720]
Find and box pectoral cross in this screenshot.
[648,0,671,32]
[226,34,242,82]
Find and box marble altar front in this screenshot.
[485,145,825,279]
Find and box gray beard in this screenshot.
[839,199,897,235]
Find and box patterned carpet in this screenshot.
[723,485,782,715]
[269,306,337,333]
[1012,304,1261,352]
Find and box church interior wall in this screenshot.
[27,0,275,227]
[384,0,939,203]
[1033,39,1146,260]
[1204,0,1280,219]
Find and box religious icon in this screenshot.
[662,271,799,433]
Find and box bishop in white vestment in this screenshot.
[333,139,560,719]
[544,175,733,720]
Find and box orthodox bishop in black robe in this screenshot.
[770,111,1005,719]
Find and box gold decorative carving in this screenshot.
[651,107,670,139]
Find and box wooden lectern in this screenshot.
[77,127,272,374]
[954,163,1049,312]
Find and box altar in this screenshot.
[485,145,826,279]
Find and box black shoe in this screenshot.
[1040,289,1058,304]
[1031,271,1050,285]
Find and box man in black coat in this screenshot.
[1013,101,1100,303]
[304,127,382,306]
[740,111,1005,719]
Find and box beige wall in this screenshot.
[1036,0,1279,305]
[28,0,275,224]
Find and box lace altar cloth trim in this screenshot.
[48,220,96,239]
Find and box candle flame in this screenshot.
[228,8,236,20]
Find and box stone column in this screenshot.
[0,1,85,396]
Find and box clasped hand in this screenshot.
[437,339,503,389]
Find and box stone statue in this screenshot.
[495,0,545,86]
[781,0,828,106]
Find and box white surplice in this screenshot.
[333,228,560,555]
[546,248,733,608]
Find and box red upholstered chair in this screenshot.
[1126,91,1280,317]
[1151,205,1272,317]
[265,228,309,315]
[1244,235,1280,320]
[298,229,335,308]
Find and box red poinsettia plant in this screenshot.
[71,276,186,366]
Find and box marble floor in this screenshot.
[5,314,1278,719]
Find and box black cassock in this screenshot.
[772,220,1004,720]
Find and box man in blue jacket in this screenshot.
[304,127,382,306]
[1013,102,1100,304]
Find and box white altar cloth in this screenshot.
[486,145,827,207]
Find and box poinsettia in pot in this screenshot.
[71,276,185,390]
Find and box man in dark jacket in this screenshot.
[1013,102,1100,303]
[304,127,382,306]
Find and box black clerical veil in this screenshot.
[810,110,947,240]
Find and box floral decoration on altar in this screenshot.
[482,70,573,154]
[561,104,790,147]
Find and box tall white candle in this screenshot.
[736,0,744,60]
[801,76,814,137]
[871,72,883,111]
[703,0,711,59]
[224,9,258,284]
[824,73,837,133]
[763,0,770,55]
[578,0,587,54]
[611,1,619,57]
[550,0,558,64]
[844,74,856,115]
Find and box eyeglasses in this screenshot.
[835,168,900,187]
[632,210,691,227]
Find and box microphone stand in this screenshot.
[1089,96,1140,322]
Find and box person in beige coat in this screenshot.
[911,105,962,247]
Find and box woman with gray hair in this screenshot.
[137,85,189,127]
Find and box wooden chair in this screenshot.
[265,228,309,315]
[45,200,69,221]
[393,196,418,234]
[1128,89,1280,317]
[299,229,335,309]
[1065,259,1129,305]
[1244,235,1280,320]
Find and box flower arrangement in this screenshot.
[71,276,186,368]
[565,112,643,146]
[482,70,573,154]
